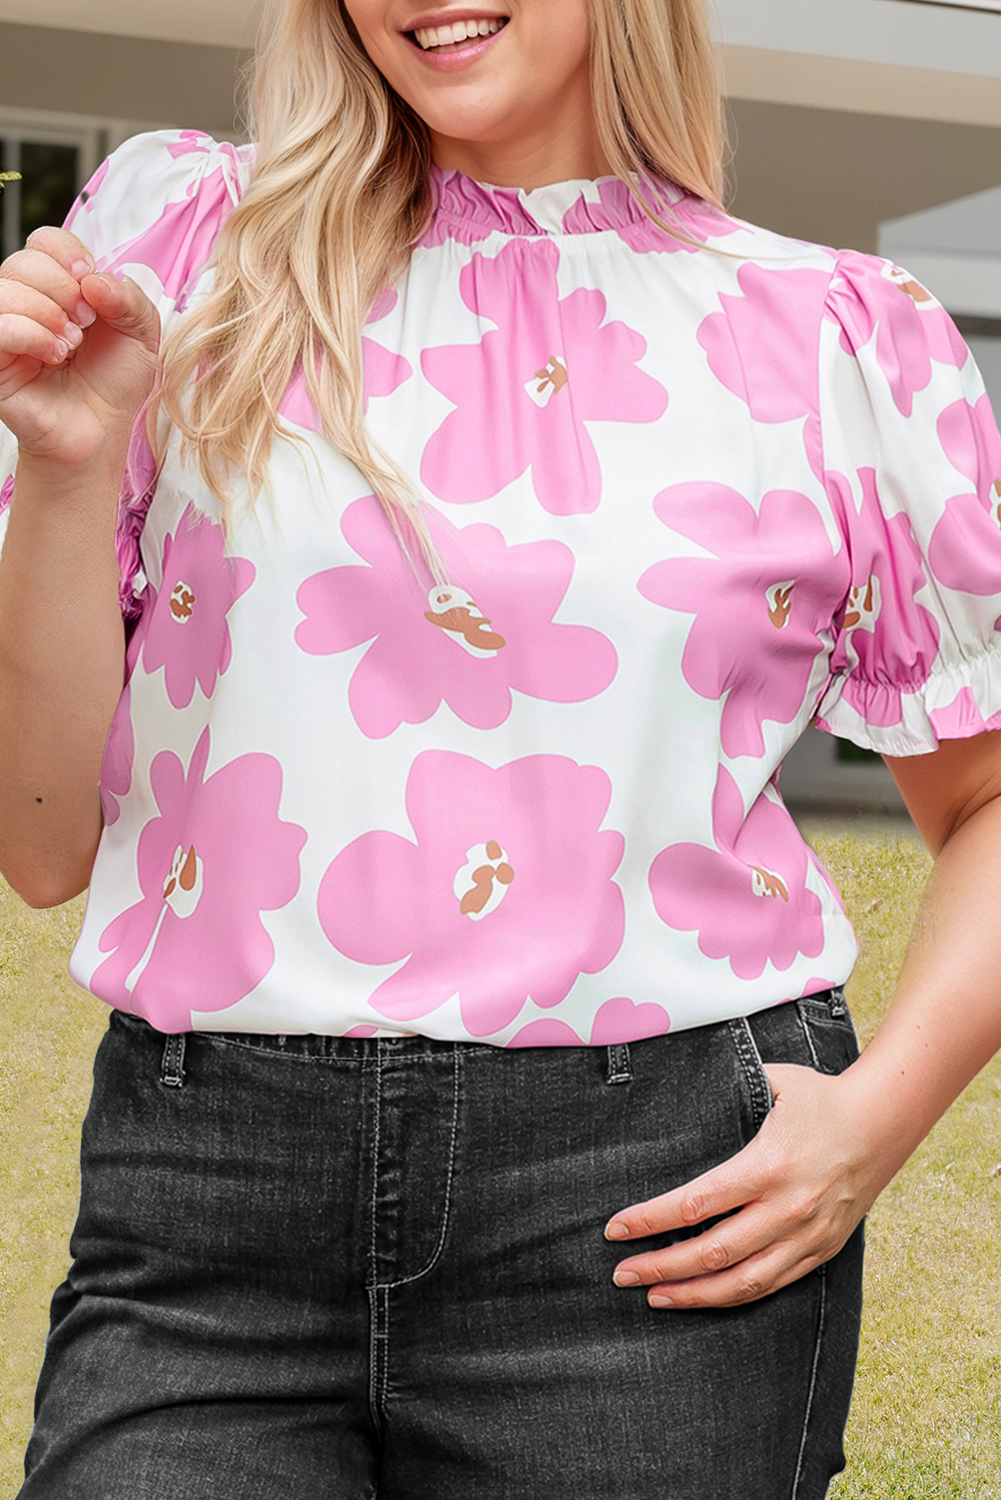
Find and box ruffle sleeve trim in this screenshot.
[69,131,252,625]
[816,630,1001,756]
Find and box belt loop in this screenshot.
[160,1034,187,1089]
[606,1043,632,1086]
[828,986,848,1018]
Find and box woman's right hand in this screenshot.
[0,223,161,469]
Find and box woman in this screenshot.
[3,0,1001,1495]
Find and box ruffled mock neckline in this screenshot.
[428,164,686,239]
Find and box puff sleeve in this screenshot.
[813,250,1001,755]
[0,130,253,617]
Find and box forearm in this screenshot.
[0,451,126,905]
[837,793,1001,1177]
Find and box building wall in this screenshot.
[0,21,246,139]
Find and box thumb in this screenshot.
[80,272,161,355]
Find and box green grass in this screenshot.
[2,820,1001,1495]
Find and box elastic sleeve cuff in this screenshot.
[816,633,1001,755]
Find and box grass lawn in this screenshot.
[2,817,1001,1496]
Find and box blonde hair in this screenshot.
[155,0,725,556]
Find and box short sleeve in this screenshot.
[814,250,1001,755]
[0,422,16,555]
[1,131,254,622]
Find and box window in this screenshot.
[0,114,106,259]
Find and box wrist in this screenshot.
[834,1041,941,1177]
[14,443,129,505]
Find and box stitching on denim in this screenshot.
[728,1017,773,1128]
[606,1043,632,1085]
[201,1035,468,1066]
[159,1034,186,1088]
[367,1284,388,1434]
[367,1052,386,1432]
[369,1047,382,1288]
[794,1001,823,1070]
[791,1263,827,1497]
[380,1047,461,1291]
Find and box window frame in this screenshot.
[0,106,164,258]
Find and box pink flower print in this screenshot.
[638,482,845,758]
[73,156,110,215]
[589,996,672,1045]
[279,289,412,431]
[0,474,12,515]
[650,768,825,981]
[166,130,213,160]
[828,255,967,419]
[100,681,134,827]
[825,468,940,728]
[698,263,831,475]
[561,178,740,255]
[102,162,240,304]
[928,686,1001,740]
[363,287,412,409]
[139,504,255,710]
[295,496,617,738]
[420,237,668,514]
[100,613,147,826]
[928,395,1001,599]
[91,728,306,1030]
[317,751,626,1037]
[508,1019,586,1048]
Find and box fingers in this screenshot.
[605,1064,874,1310]
[23,224,97,282]
[0,312,77,372]
[606,1141,767,1244]
[80,272,160,355]
[2,227,160,360]
[0,279,88,358]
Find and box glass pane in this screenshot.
[19,141,79,239]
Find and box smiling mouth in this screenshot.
[409,16,509,52]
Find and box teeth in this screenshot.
[414,17,504,49]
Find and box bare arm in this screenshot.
[604,731,1001,1307]
[0,226,160,906]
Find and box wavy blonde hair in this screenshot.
[155,0,725,560]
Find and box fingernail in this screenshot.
[72,259,95,278]
[605,1221,629,1241]
[63,322,83,348]
[649,1294,675,1309]
[53,338,70,360]
[75,300,96,328]
[613,1270,640,1287]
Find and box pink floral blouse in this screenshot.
[3,130,1001,1044]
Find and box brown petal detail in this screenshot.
[460,865,497,916]
[486,841,503,861]
[767,583,794,630]
[496,863,515,886]
[752,866,789,902]
[424,605,506,652]
[897,279,933,304]
[179,844,199,892]
[170,589,195,620]
[163,878,176,900]
[533,355,569,395]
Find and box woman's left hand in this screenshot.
[605,1061,890,1308]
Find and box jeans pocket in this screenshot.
[728,1014,775,1133]
[795,988,861,1076]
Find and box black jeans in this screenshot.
[21,996,863,1499]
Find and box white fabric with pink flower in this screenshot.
[3,130,1001,1043]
